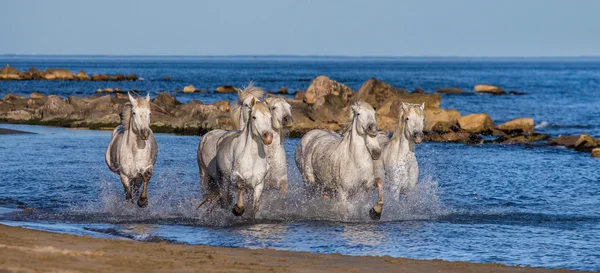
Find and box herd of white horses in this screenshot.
[105,85,425,220]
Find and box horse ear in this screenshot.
[146,93,151,102]
[128,92,137,107]
[265,97,272,106]
[421,103,425,110]
[250,97,256,107]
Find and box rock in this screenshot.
[412,88,426,94]
[29,92,46,99]
[92,74,110,81]
[19,72,33,80]
[45,68,75,80]
[436,88,463,94]
[431,121,460,134]
[509,90,526,95]
[474,84,505,95]
[126,74,138,81]
[0,65,20,80]
[424,107,461,130]
[355,78,408,109]
[41,95,75,121]
[305,76,354,107]
[424,130,482,144]
[496,118,534,135]
[277,87,288,94]
[591,148,600,157]
[111,74,126,81]
[550,135,580,148]
[458,113,494,134]
[77,70,90,81]
[574,134,600,152]
[5,110,33,121]
[501,135,529,144]
[152,92,181,112]
[214,100,230,112]
[215,85,237,93]
[3,94,23,101]
[294,90,306,101]
[183,85,196,93]
[161,76,171,81]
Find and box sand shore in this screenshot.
[0,224,584,273]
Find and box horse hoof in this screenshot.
[232,204,245,216]
[369,205,382,220]
[137,197,148,208]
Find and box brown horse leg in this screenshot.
[119,174,133,202]
[138,168,152,208]
[232,182,245,216]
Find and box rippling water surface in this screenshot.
[1,56,600,271]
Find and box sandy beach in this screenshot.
[0,224,584,273]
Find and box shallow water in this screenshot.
[0,124,599,271]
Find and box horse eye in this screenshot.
[406,117,409,121]
[133,112,136,115]
[271,107,276,110]
[357,113,360,116]
[252,116,256,120]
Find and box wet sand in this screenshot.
[0,128,35,135]
[0,224,584,273]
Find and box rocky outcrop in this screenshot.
[356,78,408,109]
[77,70,91,81]
[550,134,600,153]
[0,65,20,80]
[591,148,600,157]
[41,95,75,121]
[304,76,354,107]
[474,84,505,95]
[458,113,494,134]
[496,118,534,135]
[216,85,237,93]
[29,92,46,99]
[183,85,196,93]
[424,108,461,131]
[0,65,142,81]
[436,88,463,94]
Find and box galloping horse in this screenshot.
[295,101,384,219]
[375,102,425,200]
[105,93,158,207]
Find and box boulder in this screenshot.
[496,118,534,135]
[92,74,110,81]
[41,95,75,121]
[29,92,46,99]
[45,68,75,80]
[550,135,580,148]
[436,88,463,94]
[214,100,230,112]
[424,130,482,144]
[0,65,20,80]
[19,72,33,80]
[294,90,306,101]
[304,76,354,107]
[431,121,461,134]
[424,107,461,130]
[183,85,196,93]
[574,134,600,152]
[458,113,494,134]
[474,84,505,95]
[277,87,288,94]
[412,88,426,94]
[152,92,181,112]
[77,70,90,81]
[591,148,600,157]
[5,110,33,121]
[355,78,408,109]
[215,85,237,93]
[111,74,126,81]
[161,76,171,81]
[126,74,138,81]
[3,94,23,101]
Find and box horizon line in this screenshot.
[1,54,600,59]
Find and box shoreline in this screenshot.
[0,224,585,273]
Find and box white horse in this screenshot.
[295,101,384,220]
[198,85,265,195]
[105,93,158,207]
[375,102,424,200]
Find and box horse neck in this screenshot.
[125,114,138,143]
[239,119,265,155]
[389,120,414,153]
[340,116,369,159]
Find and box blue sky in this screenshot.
[1,0,599,57]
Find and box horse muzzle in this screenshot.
[262,132,273,145]
[282,115,293,128]
[370,148,382,160]
[140,129,150,140]
[413,131,424,144]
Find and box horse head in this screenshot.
[399,102,425,144]
[351,101,381,160]
[265,97,293,129]
[128,92,152,140]
[248,98,274,145]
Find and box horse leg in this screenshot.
[370,177,384,220]
[251,183,265,217]
[119,174,133,202]
[138,168,153,208]
[232,180,245,216]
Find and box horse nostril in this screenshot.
[283,115,293,126]
[263,132,273,145]
[371,149,382,160]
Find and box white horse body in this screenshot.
[295,101,384,219]
[263,97,293,192]
[105,93,158,207]
[375,102,424,200]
